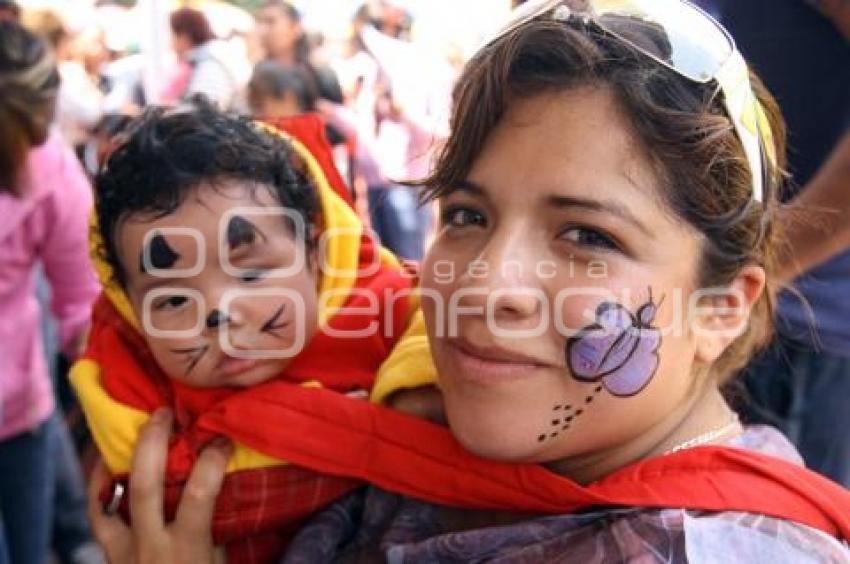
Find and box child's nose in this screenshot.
[205,309,229,329]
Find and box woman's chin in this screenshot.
[446,413,546,463]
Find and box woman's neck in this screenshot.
[545,379,741,484]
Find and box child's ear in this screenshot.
[692,265,766,364]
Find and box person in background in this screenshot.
[22,9,107,156]
[317,1,450,261]
[0,21,99,564]
[167,7,237,110]
[701,0,850,487]
[248,61,316,119]
[255,0,344,105]
[0,0,18,22]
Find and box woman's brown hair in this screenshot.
[0,20,59,195]
[170,7,215,48]
[419,12,788,379]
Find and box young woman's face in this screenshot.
[420,87,714,463]
[256,6,301,59]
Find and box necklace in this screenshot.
[663,415,741,455]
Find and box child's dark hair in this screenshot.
[248,61,317,113]
[95,99,319,287]
[0,20,58,194]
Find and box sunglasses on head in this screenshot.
[481,0,776,203]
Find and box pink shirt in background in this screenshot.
[0,132,99,440]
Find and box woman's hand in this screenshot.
[88,409,232,564]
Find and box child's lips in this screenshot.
[216,354,261,377]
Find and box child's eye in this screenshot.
[441,206,487,230]
[239,269,267,283]
[154,295,190,310]
[560,226,621,251]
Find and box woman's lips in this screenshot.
[446,338,551,384]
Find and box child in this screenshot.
[248,61,355,196]
[71,101,435,563]
[247,61,316,119]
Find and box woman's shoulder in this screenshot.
[675,508,850,564]
[0,132,89,242]
[727,423,804,464]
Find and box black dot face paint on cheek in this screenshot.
[140,233,181,273]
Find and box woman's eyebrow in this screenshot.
[545,194,652,237]
[447,179,489,198]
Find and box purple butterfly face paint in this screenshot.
[567,290,662,397]
[536,291,663,443]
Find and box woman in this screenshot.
[90,1,850,562]
[166,7,237,110]
[255,0,344,105]
[0,21,98,564]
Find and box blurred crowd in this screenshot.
[3,0,474,260]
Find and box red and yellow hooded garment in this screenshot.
[70,115,436,563]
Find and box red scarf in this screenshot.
[203,382,850,541]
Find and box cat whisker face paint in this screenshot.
[170,345,211,376]
[260,304,289,339]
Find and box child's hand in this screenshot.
[386,385,447,425]
[88,409,231,563]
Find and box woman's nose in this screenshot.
[458,234,543,319]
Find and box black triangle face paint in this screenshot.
[227,215,267,250]
[140,233,180,273]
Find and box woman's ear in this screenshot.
[692,265,766,364]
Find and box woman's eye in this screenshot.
[155,295,189,310]
[560,227,620,251]
[239,269,267,283]
[441,207,487,229]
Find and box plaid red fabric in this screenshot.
[105,466,361,564]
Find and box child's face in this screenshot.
[117,180,319,388]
